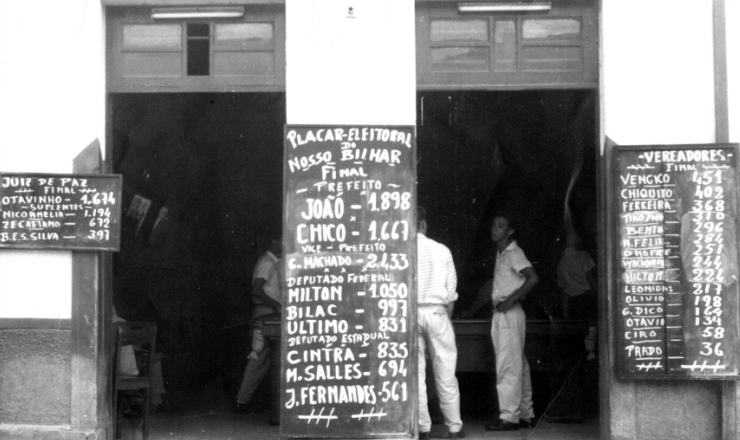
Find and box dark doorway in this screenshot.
[111,93,285,413]
[109,89,599,423]
[417,90,599,421]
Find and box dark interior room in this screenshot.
[110,89,598,418]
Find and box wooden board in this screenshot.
[614,144,740,379]
[281,125,417,437]
[0,173,122,251]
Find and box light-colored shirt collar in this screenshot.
[265,250,279,263]
[497,239,518,257]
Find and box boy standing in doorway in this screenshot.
[462,215,539,431]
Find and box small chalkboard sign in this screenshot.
[614,144,740,379]
[0,173,122,251]
[281,126,417,437]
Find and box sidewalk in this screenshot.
[120,409,600,440]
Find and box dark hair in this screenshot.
[417,206,427,228]
[257,230,281,252]
[491,213,517,232]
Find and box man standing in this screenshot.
[463,215,539,431]
[416,207,465,439]
[235,233,282,413]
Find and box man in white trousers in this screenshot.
[416,206,464,439]
[462,214,539,431]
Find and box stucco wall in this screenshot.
[634,381,721,440]
[0,329,71,425]
[601,1,725,439]
[0,1,104,432]
[286,0,416,125]
[0,0,105,320]
[602,0,715,145]
[728,0,740,143]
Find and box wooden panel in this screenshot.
[430,47,489,71]
[122,23,182,49]
[70,139,104,433]
[521,46,583,71]
[214,51,274,76]
[122,52,183,77]
[455,319,589,373]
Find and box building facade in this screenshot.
[0,0,739,439]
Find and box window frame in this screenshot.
[108,6,286,93]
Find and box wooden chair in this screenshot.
[112,322,157,440]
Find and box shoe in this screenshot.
[519,417,536,428]
[484,420,519,431]
[419,431,432,439]
[440,430,466,438]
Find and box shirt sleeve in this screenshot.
[443,247,458,303]
[253,258,275,283]
[510,248,533,275]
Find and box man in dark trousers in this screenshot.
[235,233,282,413]
[416,207,465,439]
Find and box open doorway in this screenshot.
[111,93,286,415]
[417,90,599,423]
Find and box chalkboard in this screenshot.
[281,126,417,437]
[614,144,740,379]
[0,173,122,251]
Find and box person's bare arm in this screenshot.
[496,267,539,313]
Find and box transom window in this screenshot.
[428,17,584,73]
[121,22,276,78]
[109,7,285,93]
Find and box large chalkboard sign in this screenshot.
[0,173,122,251]
[614,144,740,379]
[281,126,417,437]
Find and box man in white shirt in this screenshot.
[235,233,282,413]
[416,207,464,439]
[462,215,539,431]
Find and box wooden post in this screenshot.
[70,138,108,437]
